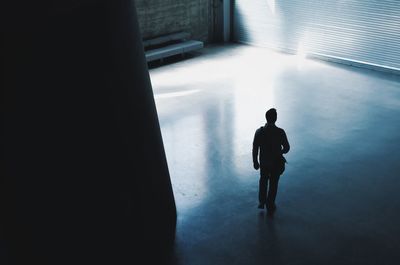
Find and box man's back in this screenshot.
[253,124,290,168]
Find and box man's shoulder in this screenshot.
[271,126,286,137]
[255,126,264,134]
[277,126,285,132]
[254,126,265,139]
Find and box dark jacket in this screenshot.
[253,123,290,170]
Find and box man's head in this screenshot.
[265,108,277,124]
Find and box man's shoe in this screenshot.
[258,203,265,209]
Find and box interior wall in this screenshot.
[223,0,231,42]
[136,0,211,42]
[233,0,400,73]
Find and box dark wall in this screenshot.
[1,1,176,264]
[136,0,219,43]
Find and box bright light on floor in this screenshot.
[154,89,200,99]
[296,41,308,68]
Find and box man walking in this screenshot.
[252,108,290,213]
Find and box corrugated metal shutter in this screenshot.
[233,0,400,72]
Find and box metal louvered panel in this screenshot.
[233,0,400,73]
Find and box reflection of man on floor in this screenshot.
[252,108,290,214]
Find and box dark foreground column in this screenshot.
[1,1,176,264]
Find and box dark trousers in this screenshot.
[259,167,280,207]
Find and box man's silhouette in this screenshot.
[252,108,290,213]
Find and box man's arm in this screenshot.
[281,130,290,154]
[252,129,260,170]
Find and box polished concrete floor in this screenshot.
[150,43,400,265]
